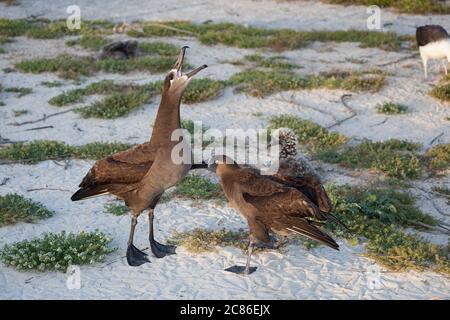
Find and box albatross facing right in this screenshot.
[208,155,342,275]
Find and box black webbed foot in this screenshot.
[150,239,176,258]
[126,244,150,266]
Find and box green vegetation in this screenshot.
[0,193,54,226]
[66,34,108,51]
[4,86,32,97]
[41,80,64,88]
[268,114,348,153]
[173,174,223,200]
[327,185,448,275]
[227,70,386,97]
[168,228,249,253]
[128,21,407,51]
[75,86,155,119]
[319,139,422,179]
[13,109,28,117]
[0,18,114,39]
[104,203,129,216]
[425,143,450,172]
[49,78,223,119]
[324,0,450,14]
[15,55,176,79]
[139,41,179,56]
[430,81,450,102]
[183,78,225,104]
[0,140,133,164]
[376,102,408,114]
[0,231,114,272]
[243,54,298,70]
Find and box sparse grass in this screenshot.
[0,193,54,226]
[244,54,298,70]
[319,139,422,179]
[41,80,64,88]
[139,41,179,56]
[49,78,223,119]
[0,231,114,272]
[104,203,129,216]
[183,78,225,104]
[0,18,114,39]
[430,81,450,102]
[268,114,348,153]
[128,21,406,51]
[173,174,223,200]
[432,186,450,205]
[324,0,450,14]
[15,55,176,79]
[375,102,408,114]
[227,70,386,97]
[327,184,448,275]
[425,143,450,172]
[65,34,108,51]
[4,86,32,97]
[75,88,152,119]
[13,109,28,117]
[0,140,133,164]
[168,228,249,253]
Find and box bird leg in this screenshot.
[148,209,176,258]
[225,240,258,275]
[126,215,150,266]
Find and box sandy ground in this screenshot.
[0,0,449,299]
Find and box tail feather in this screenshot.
[71,186,110,201]
[325,212,351,233]
[287,220,339,250]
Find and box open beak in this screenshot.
[173,46,208,79]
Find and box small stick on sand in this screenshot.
[9,109,77,127]
[278,93,338,121]
[327,94,357,129]
[428,132,444,146]
[376,53,419,67]
[370,117,388,127]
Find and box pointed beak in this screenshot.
[186,64,208,78]
[173,46,189,73]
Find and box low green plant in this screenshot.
[183,78,225,104]
[128,21,406,51]
[4,86,32,97]
[324,0,450,14]
[319,139,422,179]
[326,184,448,274]
[0,193,55,226]
[41,80,64,88]
[0,231,114,272]
[375,102,408,114]
[168,228,249,253]
[65,34,108,51]
[173,174,223,200]
[0,140,133,164]
[430,82,450,102]
[425,143,450,172]
[105,203,129,216]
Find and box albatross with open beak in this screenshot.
[71,46,208,266]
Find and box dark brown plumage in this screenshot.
[209,155,342,275]
[416,25,449,47]
[71,46,208,266]
[98,40,139,60]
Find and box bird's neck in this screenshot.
[150,92,181,147]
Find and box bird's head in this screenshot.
[163,46,207,98]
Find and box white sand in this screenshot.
[0,0,449,299]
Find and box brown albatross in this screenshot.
[71,46,207,266]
